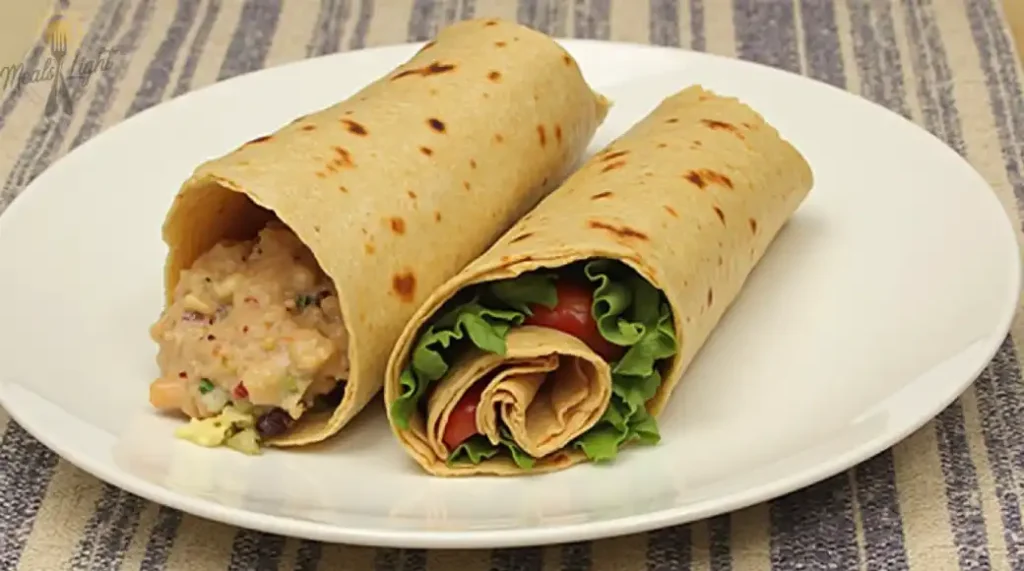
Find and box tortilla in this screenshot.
[151,18,609,449]
[383,85,814,475]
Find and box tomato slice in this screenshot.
[442,381,486,450]
[523,280,625,362]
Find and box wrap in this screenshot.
[147,18,609,453]
[384,85,814,475]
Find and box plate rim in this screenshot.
[0,38,1020,549]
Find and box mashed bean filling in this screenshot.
[149,221,349,448]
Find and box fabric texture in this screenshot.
[1,0,1023,569]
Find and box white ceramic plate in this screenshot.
[0,40,1019,549]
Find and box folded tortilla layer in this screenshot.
[155,18,609,447]
[383,85,815,475]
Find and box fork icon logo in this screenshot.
[45,26,74,117]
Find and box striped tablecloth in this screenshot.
[1,0,1023,569]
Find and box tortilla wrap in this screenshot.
[383,85,814,475]
[150,18,609,450]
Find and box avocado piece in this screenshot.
[225,428,262,456]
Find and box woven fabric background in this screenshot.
[1,0,1023,569]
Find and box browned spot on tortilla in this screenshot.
[301,125,316,131]
[510,232,534,244]
[495,40,507,47]
[392,61,456,80]
[470,158,477,169]
[600,150,630,162]
[713,205,726,224]
[434,211,442,222]
[666,118,679,124]
[482,92,490,99]
[428,117,446,133]
[315,171,326,178]
[601,160,627,173]
[333,146,354,168]
[494,133,504,143]
[701,119,743,138]
[392,271,417,302]
[313,225,321,233]
[563,54,572,66]
[694,140,703,147]
[707,288,714,307]
[341,119,367,136]
[718,254,723,266]
[537,125,547,147]
[749,218,758,233]
[338,185,348,193]
[542,176,549,186]
[238,160,250,166]
[591,191,614,200]
[463,181,471,191]
[664,205,678,217]
[555,124,563,144]
[684,168,732,189]
[500,255,512,263]
[656,143,667,148]
[419,146,433,156]
[407,190,417,199]
[429,88,439,96]
[246,135,272,144]
[364,243,375,254]
[742,122,753,129]
[488,70,502,82]
[484,19,498,26]
[343,109,353,115]
[588,220,648,241]
[389,217,406,235]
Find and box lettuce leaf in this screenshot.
[448,429,537,470]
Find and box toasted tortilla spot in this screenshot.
[313,225,321,233]
[246,135,272,144]
[389,217,406,235]
[301,125,316,131]
[484,19,498,26]
[664,205,678,217]
[419,146,434,156]
[494,133,504,143]
[509,232,534,244]
[333,146,354,167]
[428,118,446,133]
[587,220,648,241]
[718,254,723,266]
[707,288,714,307]
[495,40,507,47]
[392,61,456,80]
[339,185,348,193]
[591,191,614,200]
[555,124,563,144]
[693,140,703,147]
[701,119,743,138]
[600,160,627,173]
[341,119,368,136]
[749,218,758,233]
[488,70,502,82]
[713,205,726,224]
[463,181,471,191]
[434,211,442,222]
[407,190,417,199]
[563,54,572,66]
[666,118,679,124]
[537,125,547,147]
[684,168,732,190]
[392,271,417,302]
[470,158,477,169]
[365,243,376,254]
[315,171,326,179]
[656,143,667,148]
[600,150,630,162]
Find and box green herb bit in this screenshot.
[198,378,215,394]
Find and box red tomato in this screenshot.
[523,280,625,362]
[442,382,486,450]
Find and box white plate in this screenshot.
[0,40,1019,549]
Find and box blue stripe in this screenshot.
[308,0,351,57]
[170,0,221,97]
[647,524,691,571]
[0,0,128,209]
[0,38,48,135]
[491,546,544,571]
[139,506,182,571]
[732,0,799,72]
[689,0,705,51]
[708,515,731,571]
[408,0,437,41]
[770,474,860,569]
[971,338,1024,569]
[517,0,539,28]
[217,0,283,81]
[854,451,910,571]
[0,424,60,570]
[126,0,201,117]
[227,530,286,571]
[798,0,844,87]
[295,540,323,571]
[649,0,681,47]
[69,485,145,570]
[561,542,592,571]
[574,0,610,39]
[964,0,1024,223]
[845,0,911,118]
[347,0,374,49]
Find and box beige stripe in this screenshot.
[276,537,302,571]
[691,521,711,571]
[15,462,104,570]
[365,0,415,47]
[162,515,236,570]
[117,503,162,570]
[317,544,376,570]
[888,0,925,125]
[893,426,959,571]
[541,545,561,571]
[702,0,736,58]
[164,0,213,94]
[591,533,647,571]
[832,0,862,96]
[792,0,809,78]
[848,470,868,570]
[730,503,770,571]
[609,0,649,44]
[265,0,318,68]
[962,387,1011,571]
[473,0,519,23]
[185,0,242,91]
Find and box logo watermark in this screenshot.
[0,13,120,117]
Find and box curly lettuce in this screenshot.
[391,260,678,467]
